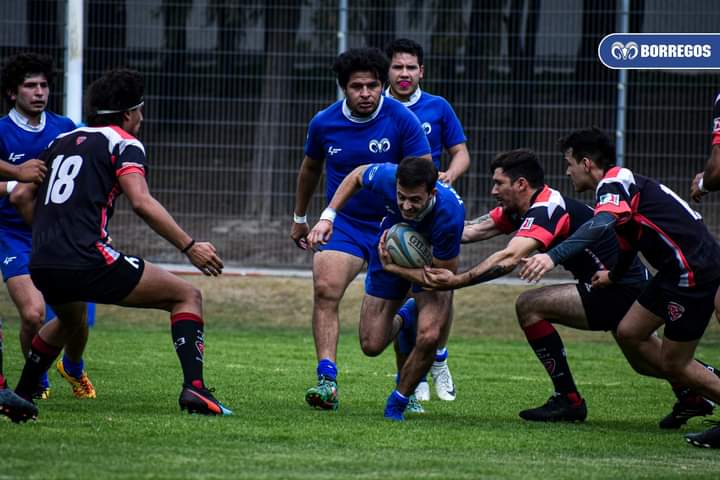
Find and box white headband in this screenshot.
[95,100,144,115]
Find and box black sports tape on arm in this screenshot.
[546,212,617,265]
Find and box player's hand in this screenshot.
[438,170,455,185]
[423,266,455,290]
[307,220,333,250]
[186,241,223,276]
[518,253,555,283]
[290,221,310,250]
[377,229,395,271]
[14,159,47,184]
[690,172,706,203]
[591,270,612,288]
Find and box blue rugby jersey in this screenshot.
[385,88,466,170]
[361,162,464,260]
[0,109,75,231]
[304,96,430,225]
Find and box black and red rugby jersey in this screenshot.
[595,167,720,288]
[490,185,648,285]
[30,126,147,269]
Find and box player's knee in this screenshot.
[19,305,44,331]
[359,336,384,357]
[515,291,540,326]
[415,327,441,352]
[313,278,343,306]
[615,322,641,345]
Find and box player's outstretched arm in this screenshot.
[691,144,720,202]
[119,173,223,276]
[291,155,325,249]
[0,158,47,184]
[462,213,503,243]
[438,143,470,185]
[306,165,367,250]
[425,235,540,290]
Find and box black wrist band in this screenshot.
[181,239,195,254]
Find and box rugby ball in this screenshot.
[385,223,432,268]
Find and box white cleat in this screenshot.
[431,360,456,401]
[415,380,430,401]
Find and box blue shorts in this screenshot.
[0,227,32,281]
[365,240,422,300]
[319,213,381,261]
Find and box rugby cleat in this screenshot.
[659,396,714,429]
[305,375,338,411]
[686,421,720,448]
[56,360,96,399]
[178,384,233,416]
[0,389,38,423]
[519,394,587,422]
[414,380,430,401]
[406,394,425,414]
[384,390,409,422]
[431,360,456,401]
[32,385,51,400]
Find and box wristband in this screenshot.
[6,181,17,193]
[293,212,307,224]
[699,176,709,193]
[180,239,196,254]
[319,207,337,223]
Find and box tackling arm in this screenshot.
[462,213,503,243]
[119,173,224,276]
[425,236,541,290]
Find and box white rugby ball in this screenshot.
[385,223,432,268]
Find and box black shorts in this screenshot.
[637,275,720,342]
[576,281,644,331]
[30,255,145,305]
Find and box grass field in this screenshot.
[2,276,720,479]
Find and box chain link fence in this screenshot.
[3,0,720,271]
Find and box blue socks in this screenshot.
[384,390,409,421]
[396,298,418,355]
[62,354,85,379]
[435,347,448,363]
[317,358,337,381]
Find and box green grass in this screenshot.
[1,277,720,479]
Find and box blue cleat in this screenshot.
[384,390,409,421]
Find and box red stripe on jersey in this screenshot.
[95,241,118,265]
[534,185,552,203]
[604,166,623,179]
[595,201,631,222]
[110,125,137,140]
[100,183,122,239]
[516,224,554,249]
[117,165,145,177]
[489,207,516,234]
[555,211,570,239]
[713,132,720,146]
[634,213,695,288]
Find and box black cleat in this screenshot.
[519,394,587,422]
[659,397,714,429]
[178,384,233,416]
[0,388,38,423]
[686,421,720,448]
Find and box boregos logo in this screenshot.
[610,41,639,60]
[368,138,390,153]
[599,34,720,69]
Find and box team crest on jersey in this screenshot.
[76,135,87,145]
[327,145,342,156]
[667,301,685,322]
[422,122,432,135]
[714,116,720,133]
[368,138,390,153]
[8,152,24,163]
[519,217,534,230]
[599,193,620,206]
